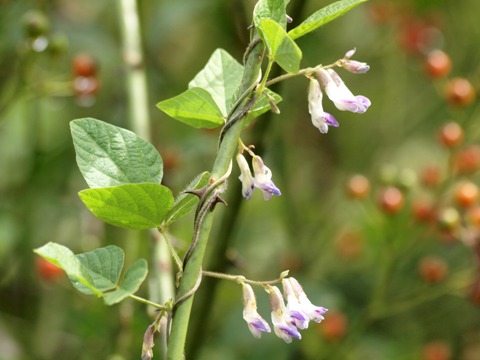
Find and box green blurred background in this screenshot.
[1,0,480,359]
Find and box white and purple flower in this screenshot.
[242,283,271,338]
[267,285,302,343]
[236,153,255,199]
[340,48,370,74]
[282,278,310,329]
[308,78,339,134]
[289,277,328,323]
[316,68,371,114]
[252,155,281,200]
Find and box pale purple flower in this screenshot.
[282,278,310,329]
[242,283,271,338]
[267,285,302,343]
[289,277,328,323]
[316,68,371,114]
[308,78,339,134]
[236,153,255,199]
[252,156,281,200]
[340,48,370,74]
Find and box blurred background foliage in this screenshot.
[1,0,480,359]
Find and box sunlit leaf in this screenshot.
[258,19,302,73]
[156,87,225,129]
[253,0,289,29]
[288,0,367,40]
[70,118,163,188]
[79,183,174,230]
[189,49,244,116]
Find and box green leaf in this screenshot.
[79,183,174,230]
[253,0,289,29]
[103,259,148,305]
[156,87,225,129]
[163,171,211,226]
[189,49,244,116]
[258,19,302,73]
[34,243,124,297]
[245,89,282,127]
[35,243,148,305]
[288,0,367,40]
[70,118,163,189]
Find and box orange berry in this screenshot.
[72,53,97,77]
[425,50,452,78]
[422,341,451,360]
[379,187,404,214]
[454,181,479,207]
[467,205,480,226]
[36,257,63,281]
[418,256,448,284]
[412,198,435,222]
[444,77,475,107]
[438,122,463,148]
[455,145,480,174]
[421,166,442,187]
[470,276,480,306]
[335,230,363,259]
[346,175,370,199]
[319,312,348,341]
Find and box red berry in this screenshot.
[444,77,475,107]
[454,181,479,208]
[335,230,363,259]
[346,175,370,199]
[412,198,435,222]
[438,122,463,148]
[470,276,480,306]
[455,145,480,174]
[425,50,452,78]
[421,166,442,187]
[319,312,348,341]
[379,187,404,214]
[467,205,480,227]
[36,257,63,281]
[72,53,97,77]
[418,256,448,284]
[422,341,451,360]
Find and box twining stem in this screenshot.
[165,38,265,360]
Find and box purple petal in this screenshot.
[249,319,271,333]
[323,113,339,127]
[278,325,302,340]
[290,310,308,322]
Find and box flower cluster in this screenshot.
[236,152,281,200]
[242,278,327,343]
[307,49,371,134]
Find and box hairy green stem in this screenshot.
[165,38,265,360]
